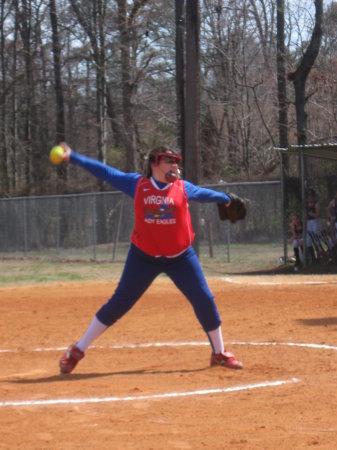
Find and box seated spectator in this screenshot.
[305,189,322,263]
[327,191,337,247]
[289,213,303,271]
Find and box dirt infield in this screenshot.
[1,276,337,449]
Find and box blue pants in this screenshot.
[96,244,221,332]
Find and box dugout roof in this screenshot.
[275,143,337,161]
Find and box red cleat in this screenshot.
[210,350,243,370]
[59,343,85,374]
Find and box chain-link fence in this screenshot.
[0,181,283,270]
[281,146,337,267]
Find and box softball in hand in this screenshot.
[49,145,65,165]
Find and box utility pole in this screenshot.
[175,0,185,164]
[185,0,200,254]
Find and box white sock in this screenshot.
[76,316,108,352]
[207,326,224,354]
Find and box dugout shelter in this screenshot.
[276,143,337,268]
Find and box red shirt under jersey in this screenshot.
[131,177,195,257]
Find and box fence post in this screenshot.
[113,195,125,261]
[226,221,231,263]
[280,153,288,264]
[56,196,60,256]
[92,193,97,261]
[207,220,214,258]
[23,198,28,256]
[300,151,307,267]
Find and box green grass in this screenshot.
[200,242,284,275]
[0,259,126,286]
[0,242,286,286]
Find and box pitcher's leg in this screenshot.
[96,245,161,326]
[59,245,161,374]
[166,247,242,370]
[166,247,221,332]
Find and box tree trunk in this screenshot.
[69,0,107,169]
[0,0,9,194]
[96,0,107,168]
[117,0,137,171]
[276,0,288,150]
[49,0,67,183]
[49,0,65,143]
[10,0,19,192]
[18,0,36,192]
[288,0,323,145]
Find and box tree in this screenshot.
[16,0,50,193]
[312,1,337,142]
[287,0,323,145]
[49,0,65,143]
[0,0,9,193]
[49,0,67,184]
[69,0,108,166]
[0,0,335,197]
[115,0,152,171]
[249,0,276,66]
[276,0,288,150]
[200,0,278,178]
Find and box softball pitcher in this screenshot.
[58,143,244,373]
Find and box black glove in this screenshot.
[217,193,247,223]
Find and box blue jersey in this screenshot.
[70,151,231,205]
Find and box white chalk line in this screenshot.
[223,276,337,286]
[231,341,337,351]
[1,341,332,408]
[0,378,300,408]
[1,341,337,353]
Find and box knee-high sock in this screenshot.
[77,316,108,352]
[207,326,224,354]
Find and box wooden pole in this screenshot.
[175,0,185,162]
[185,0,200,255]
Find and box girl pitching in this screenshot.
[58,144,243,373]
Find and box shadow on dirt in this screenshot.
[296,317,337,327]
[8,366,209,384]
[229,263,337,276]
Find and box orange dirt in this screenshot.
[1,277,337,449]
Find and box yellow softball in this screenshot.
[49,145,64,165]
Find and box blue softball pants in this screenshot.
[96,244,221,332]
